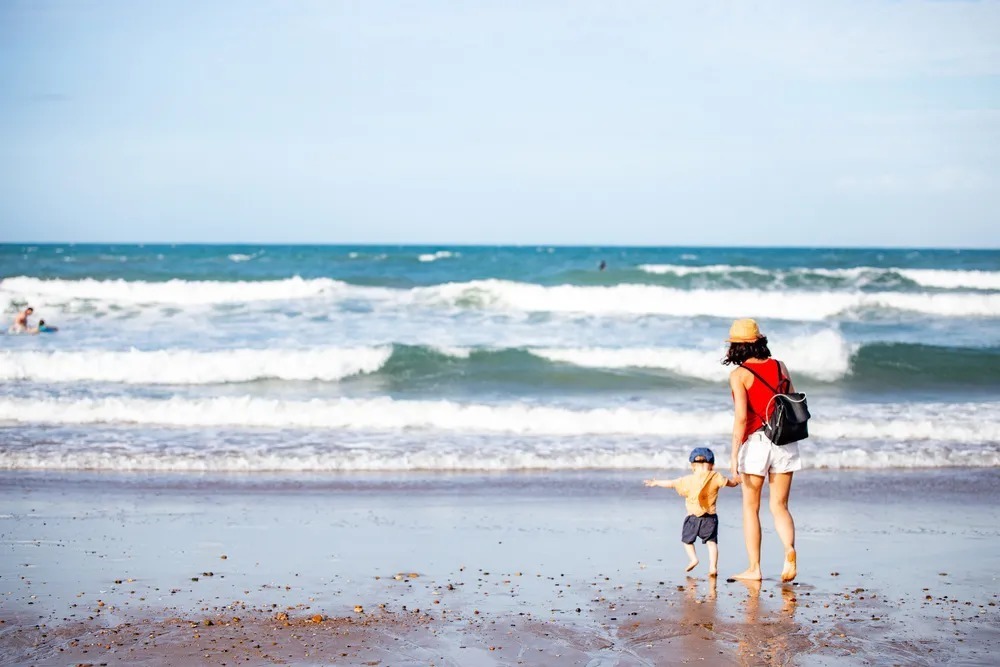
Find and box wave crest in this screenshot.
[6,276,1000,319]
[1,275,347,305]
[3,440,996,472]
[4,335,995,389]
[638,264,1000,291]
[0,347,391,384]
[1,395,998,442]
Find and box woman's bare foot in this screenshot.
[727,568,762,582]
[781,548,797,582]
[708,570,718,577]
[685,558,699,572]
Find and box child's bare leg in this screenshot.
[707,541,719,576]
[683,543,699,572]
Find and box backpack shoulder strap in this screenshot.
[773,359,791,393]
[739,362,780,395]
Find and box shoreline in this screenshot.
[2,468,998,665]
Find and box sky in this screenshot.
[1,0,999,247]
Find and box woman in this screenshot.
[723,319,800,582]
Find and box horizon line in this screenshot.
[1,241,997,252]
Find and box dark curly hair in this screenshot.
[722,337,772,366]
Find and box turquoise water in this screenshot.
[1,244,998,472]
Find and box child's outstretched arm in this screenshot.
[643,478,678,488]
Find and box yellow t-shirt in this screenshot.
[674,470,726,516]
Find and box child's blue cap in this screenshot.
[689,447,715,464]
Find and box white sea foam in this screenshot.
[805,267,1000,291]
[1,395,997,443]
[418,280,1000,319]
[777,330,856,381]
[638,264,1000,291]
[227,253,256,263]
[0,331,851,384]
[0,276,348,305]
[429,345,474,359]
[895,268,1000,291]
[418,251,457,262]
[637,264,768,276]
[0,395,724,434]
[5,276,999,319]
[1,433,996,472]
[0,347,392,384]
[532,330,854,382]
[532,346,720,378]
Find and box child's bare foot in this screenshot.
[685,558,699,572]
[781,548,797,582]
[727,568,762,582]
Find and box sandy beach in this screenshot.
[2,468,998,666]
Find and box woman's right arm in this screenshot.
[778,360,796,392]
[729,370,748,479]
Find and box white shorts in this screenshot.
[738,430,802,477]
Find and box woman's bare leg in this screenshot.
[768,471,797,582]
[731,473,764,580]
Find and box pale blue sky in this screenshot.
[2,1,999,247]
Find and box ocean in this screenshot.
[1,244,998,473]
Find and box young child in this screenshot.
[644,447,739,576]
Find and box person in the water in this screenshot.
[33,319,58,333]
[11,306,33,333]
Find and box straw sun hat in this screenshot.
[726,318,764,343]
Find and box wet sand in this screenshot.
[2,469,998,665]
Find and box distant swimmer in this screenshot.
[33,319,58,334]
[10,306,33,333]
[599,260,607,271]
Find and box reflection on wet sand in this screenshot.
[674,576,720,657]
[732,579,803,666]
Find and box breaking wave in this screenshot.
[5,276,999,319]
[0,346,392,384]
[2,335,995,388]
[1,395,998,443]
[637,264,1000,291]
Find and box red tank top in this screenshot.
[740,359,784,442]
